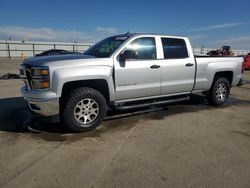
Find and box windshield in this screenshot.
[84,36,129,58]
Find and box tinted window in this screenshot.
[161,38,188,59]
[125,37,156,60]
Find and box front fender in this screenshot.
[51,66,115,101]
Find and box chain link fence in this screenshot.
[0,40,92,58]
[0,40,249,58]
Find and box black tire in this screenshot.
[62,87,107,132]
[206,77,230,106]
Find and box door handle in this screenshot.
[185,63,194,67]
[150,65,161,69]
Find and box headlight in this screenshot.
[31,67,49,78]
[32,80,50,90]
[31,66,50,90]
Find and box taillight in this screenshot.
[242,61,245,73]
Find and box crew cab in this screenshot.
[19,33,244,132]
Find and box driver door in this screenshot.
[114,37,162,101]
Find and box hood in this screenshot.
[24,54,95,67]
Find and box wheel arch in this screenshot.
[213,71,233,85]
[59,79,112,114]
[61,79,110,103]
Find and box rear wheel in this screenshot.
[206,77,230,106]
[63,87,107,132]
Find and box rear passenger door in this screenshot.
[160,37,195,95]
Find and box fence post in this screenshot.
[32,43,35,56]
[6,41,11,59]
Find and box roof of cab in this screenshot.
[112,32,187,39]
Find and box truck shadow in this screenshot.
[0,95,250,141]
[0,97,31,132]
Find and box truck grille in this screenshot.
[19,65,33,90]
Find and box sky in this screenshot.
[0,0,249,49]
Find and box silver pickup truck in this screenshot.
[20,33,244,132]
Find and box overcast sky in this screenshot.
[0,0,249,49]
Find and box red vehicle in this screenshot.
[244,54,250,70]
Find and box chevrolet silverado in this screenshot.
[20,33,244,132]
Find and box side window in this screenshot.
[125,37,156,60]
[161,38,188,59]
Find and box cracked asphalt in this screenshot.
[0,58,249,188]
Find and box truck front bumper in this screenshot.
[21,86,59,117]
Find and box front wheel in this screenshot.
[63,87,107,132]
[206,77,230,106]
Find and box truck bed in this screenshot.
[193,56,243,90]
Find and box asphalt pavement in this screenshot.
[0,58,249,188]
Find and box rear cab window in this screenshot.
[161,38,188,59]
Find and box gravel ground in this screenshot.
[0,58,249,188]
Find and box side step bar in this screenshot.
[115,96,190,110]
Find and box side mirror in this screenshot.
[119,50,136,62]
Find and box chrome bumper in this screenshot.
[21,86,59,116]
